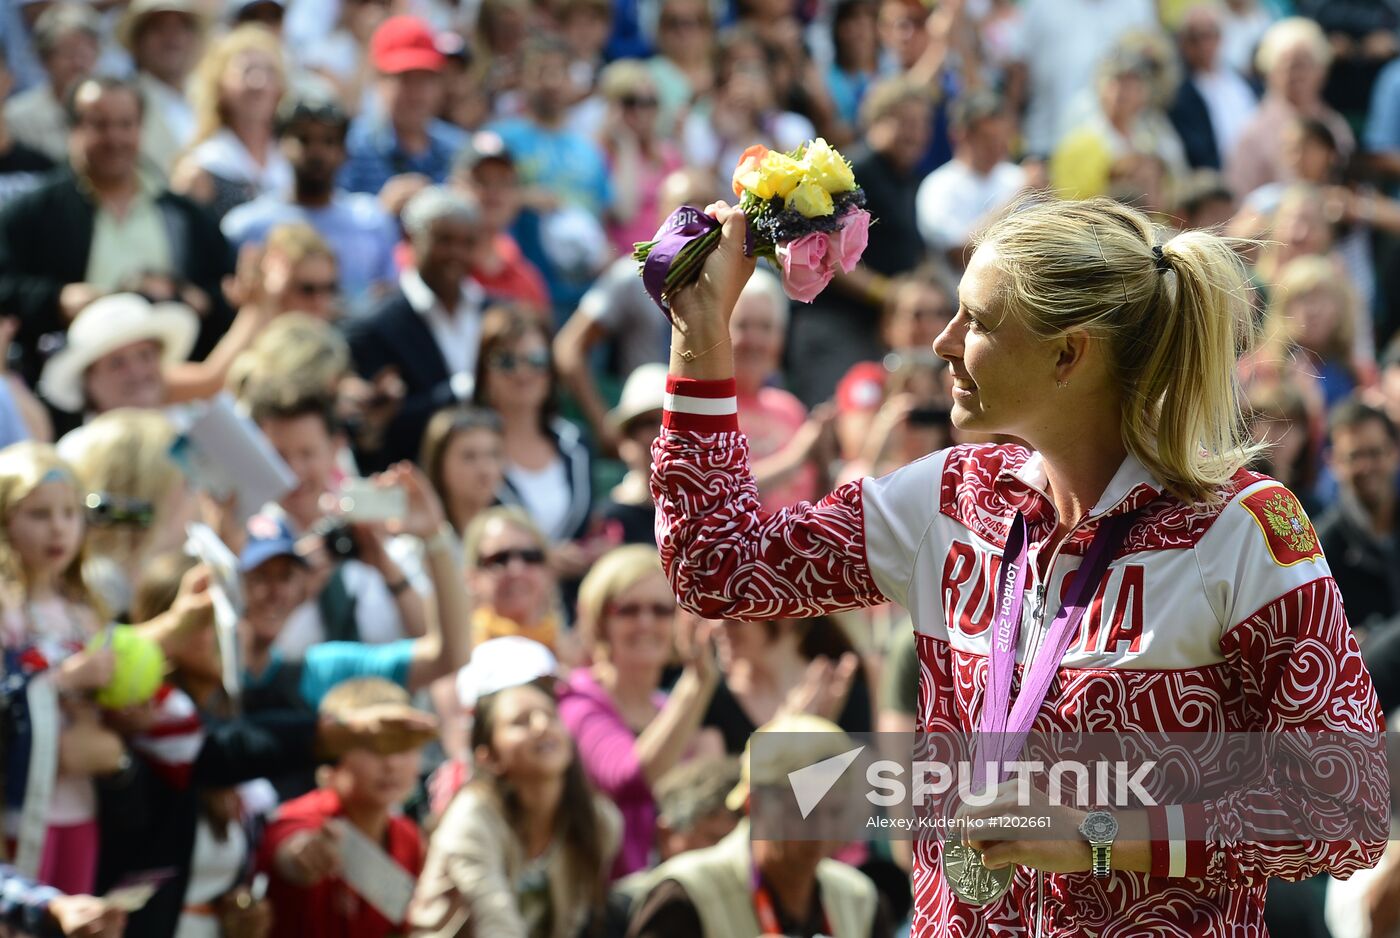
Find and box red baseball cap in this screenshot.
[836,361,886,414]
[370,16,446,74]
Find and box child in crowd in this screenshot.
[259,677,433,938]
[0,443,115,895]
[409,682,620,938]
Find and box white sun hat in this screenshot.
[39,293,199,414]
[455,635,560,710]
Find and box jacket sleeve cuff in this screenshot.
[1145,803,1208,878]
[662,376,739,433]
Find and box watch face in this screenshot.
[1080,812,1118,842]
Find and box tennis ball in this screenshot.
[89,626,166,710]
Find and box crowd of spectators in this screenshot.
[3,0,1400,936]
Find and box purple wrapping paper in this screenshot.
[641,206,756,320]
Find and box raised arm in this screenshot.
[653,203,892,620]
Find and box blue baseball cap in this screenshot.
[240,514,306,573]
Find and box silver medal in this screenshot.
[943,838,1013,905]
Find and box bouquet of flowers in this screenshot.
[634,138,871,316]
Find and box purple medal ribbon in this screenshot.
[972,509,1138,790]
[642,206,720,316]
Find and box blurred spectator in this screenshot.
[1174,169,1236,230]
[1018,0,1157,156]
[1218,0,1277,75]
[646,0,716,136]
[729,270,827,511]
[240,223,343,321]
[1246,379,1324,517]
[553,168,712,454]
[0,50,56,209]
[651,756,741,862]
[597,60,683,260]
[223,95,399,316]
[472,308,593,547]
[1225,16,1353,198]
[418,404,504,539]
[597,363,667,545]
[560,546,721,877]
[489,36,613,220]
[4,3,100,164]
[259,678,430,938]
[1052,49,1187,201]
[1374,336,1400,431]
[787,77,929,407]
[681,27,815,184]
[439,34,492,131]
[1263,254,1369,408]
[0,865,126,937]
[1168,2,1259,171]
[826,0,880,131]
[448,130,550,312]
[916,89,1026,270]
[703,615,867,755]
[298,0,390,117]
[1365,42,1400,181]
[558,0,612,105]
[120,0,206,179]
[58,409,195,617]
[0,77,235,384]
[1316,399,1400,636]
[341,15,470,194]
[248,389,427,653]
[172,24,290,220]
[626,714,882,938]
[345,185,487,471]
[36,292,192,419]
[231,0,287,31]
[464,505,560,652]
[408,682,620,938]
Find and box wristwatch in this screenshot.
[1079,810,1118,878]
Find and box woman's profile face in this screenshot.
[933,246,1055,438]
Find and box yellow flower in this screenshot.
[751,151,806,200]
[785,179,835,218]
[801,137,856,194]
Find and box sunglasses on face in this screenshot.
[84,492,155,528]
[488,349,550,373]
[608,601,677,619]
[292,280,338,297]
[620,94,659,110]
[478,547,547,569]
[661,15,705,29]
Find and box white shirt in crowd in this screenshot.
[1016,0,1157,154]
[915,159,1027,254]
[1191,67,1259,160]
[399,268,485,381]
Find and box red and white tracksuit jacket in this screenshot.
[653,376,1388,937]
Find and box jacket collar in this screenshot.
[998,448,1164,527]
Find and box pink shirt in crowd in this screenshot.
[557,668,668,879]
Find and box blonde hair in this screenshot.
[975,197,1258,505]
[575,544,664,651]
[598,59,653,100]
[0,443,104,615]
[1256,16,1332,74]
[64,409,183,573]
[189,24,285,146]
[265,222,335,268]
[229,314,350,400]
[1265,254,1357,362]
[463,505,548,568]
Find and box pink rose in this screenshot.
[834,208,871,273]
[779,232,836,303]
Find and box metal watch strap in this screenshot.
[1090,842,1112,878]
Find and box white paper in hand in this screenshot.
[174,393,296,523]
[325,818,415,923]
[184,522,244,706]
